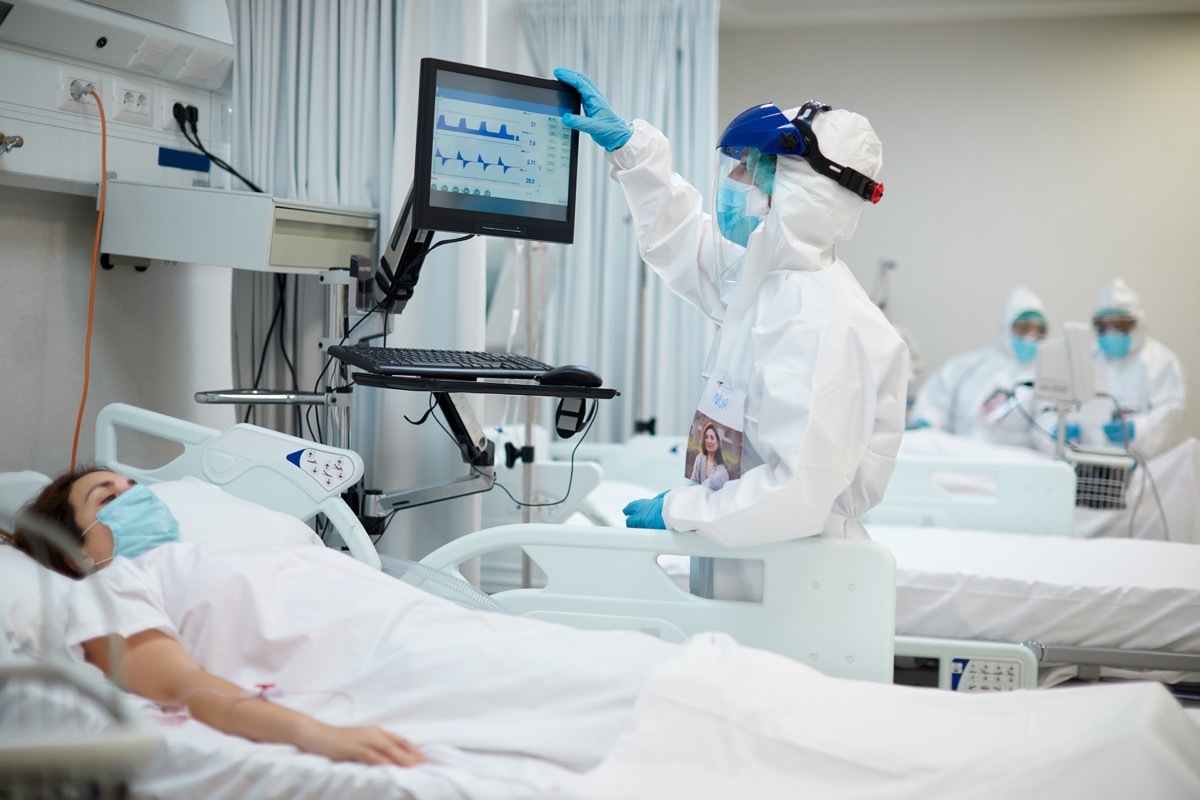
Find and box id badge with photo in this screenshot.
[685,376,746,486]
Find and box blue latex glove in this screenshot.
[905,417,932,431]
[623,490,668,530]
[1104,419,1135,445]
[553,68,633,152]
[1051,424,1081,444]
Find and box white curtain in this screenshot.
[519,0,720,441]
[225,0,404,435]
[225,0,493,561]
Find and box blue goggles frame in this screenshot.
[718,101,883,204]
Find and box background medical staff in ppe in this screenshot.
[1073,278,1187,458]
[554,68,909,547]
[909,285,1050,449]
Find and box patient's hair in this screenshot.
[2,464,110,578]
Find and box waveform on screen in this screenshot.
[436,115,519,141]
[435,149,518,173]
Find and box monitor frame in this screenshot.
[362,58,581,316]
[413,57,581,244]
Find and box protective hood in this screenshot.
[1093,277,1148,354]
[998,285,1046,356]
[755,107,882,271]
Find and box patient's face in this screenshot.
[69,470,136,568]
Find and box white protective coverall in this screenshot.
[607,111,909,546]
[911,285,1048,449]
[1074,279,1187,459]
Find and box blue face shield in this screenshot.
[1011,335,1039,365]
[1098,332,1132,360]
[85,484,181,561]
[715,177,762,248]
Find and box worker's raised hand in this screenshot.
[301,722,427,767]
[554,68,633,152]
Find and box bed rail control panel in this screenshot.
[894,636,1040,691]
[949,657,1024,692]
[288,448,355,492]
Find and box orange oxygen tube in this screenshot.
[70,84,107,470]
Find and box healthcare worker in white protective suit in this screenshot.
[909,285,1050,449]
[554,68,909,546]
[1062,279,1186,459]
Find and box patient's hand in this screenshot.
[300,723,426,767]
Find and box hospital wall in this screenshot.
[0,186,237,476]
[719,13,1200,441]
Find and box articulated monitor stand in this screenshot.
[351,372,617,515]
[359,391,496,515]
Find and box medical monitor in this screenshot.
[364,59,581,315]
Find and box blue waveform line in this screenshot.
[436,114,519,141]
[435,148,519,174]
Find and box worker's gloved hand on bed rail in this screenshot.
[623,490,669,529]
[1104,418,1135,446]
[1050,423,1081,444]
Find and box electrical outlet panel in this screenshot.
[110,78,155,127]
[161,90,204,132]
[56,67,105,117]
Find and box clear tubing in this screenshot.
[378,553,509,614]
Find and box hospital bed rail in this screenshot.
[419,523,898,684]
[93,402,380,568]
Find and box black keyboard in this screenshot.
[327,344,553,380]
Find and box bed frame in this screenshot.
[545,439,1200,692]
[93,403,379,568]
[860,456,1196,689]
[419,522,898,684]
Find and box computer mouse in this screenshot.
[536,364,603,388]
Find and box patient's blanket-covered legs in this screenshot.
[560,633,1200,799]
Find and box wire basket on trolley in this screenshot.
[1063,447,1136,510]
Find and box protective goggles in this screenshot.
[717,101,884,204]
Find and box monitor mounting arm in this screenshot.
[359,391,495,514]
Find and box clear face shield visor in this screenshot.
[712,146,775,282]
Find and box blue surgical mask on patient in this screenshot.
[715,178,763,248]
[84,484,181,561]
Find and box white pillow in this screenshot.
[149,476,323,552]
[0,544,72,657]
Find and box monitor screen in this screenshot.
[413,58,581,244]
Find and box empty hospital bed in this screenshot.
[551,435,1200,692]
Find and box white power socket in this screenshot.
[57,67,105,117]
[110,79,154,127]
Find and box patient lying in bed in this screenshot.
[7,467,1200,799]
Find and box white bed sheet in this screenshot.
[560,634,1200,799]
[135,713,577,800]
[871,524,1200,653]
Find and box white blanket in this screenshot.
[59,543,1200,799]
[65,543,676,798]
[562,634,1200,799]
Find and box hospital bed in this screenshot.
[3,405,1198,798]
[0,403,891,796]
[551,436,1200,692]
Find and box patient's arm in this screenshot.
[82,630,425,767]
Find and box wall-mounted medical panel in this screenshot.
[0,0,233,90]
[100,180,378,274]
[0,1,231,195]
